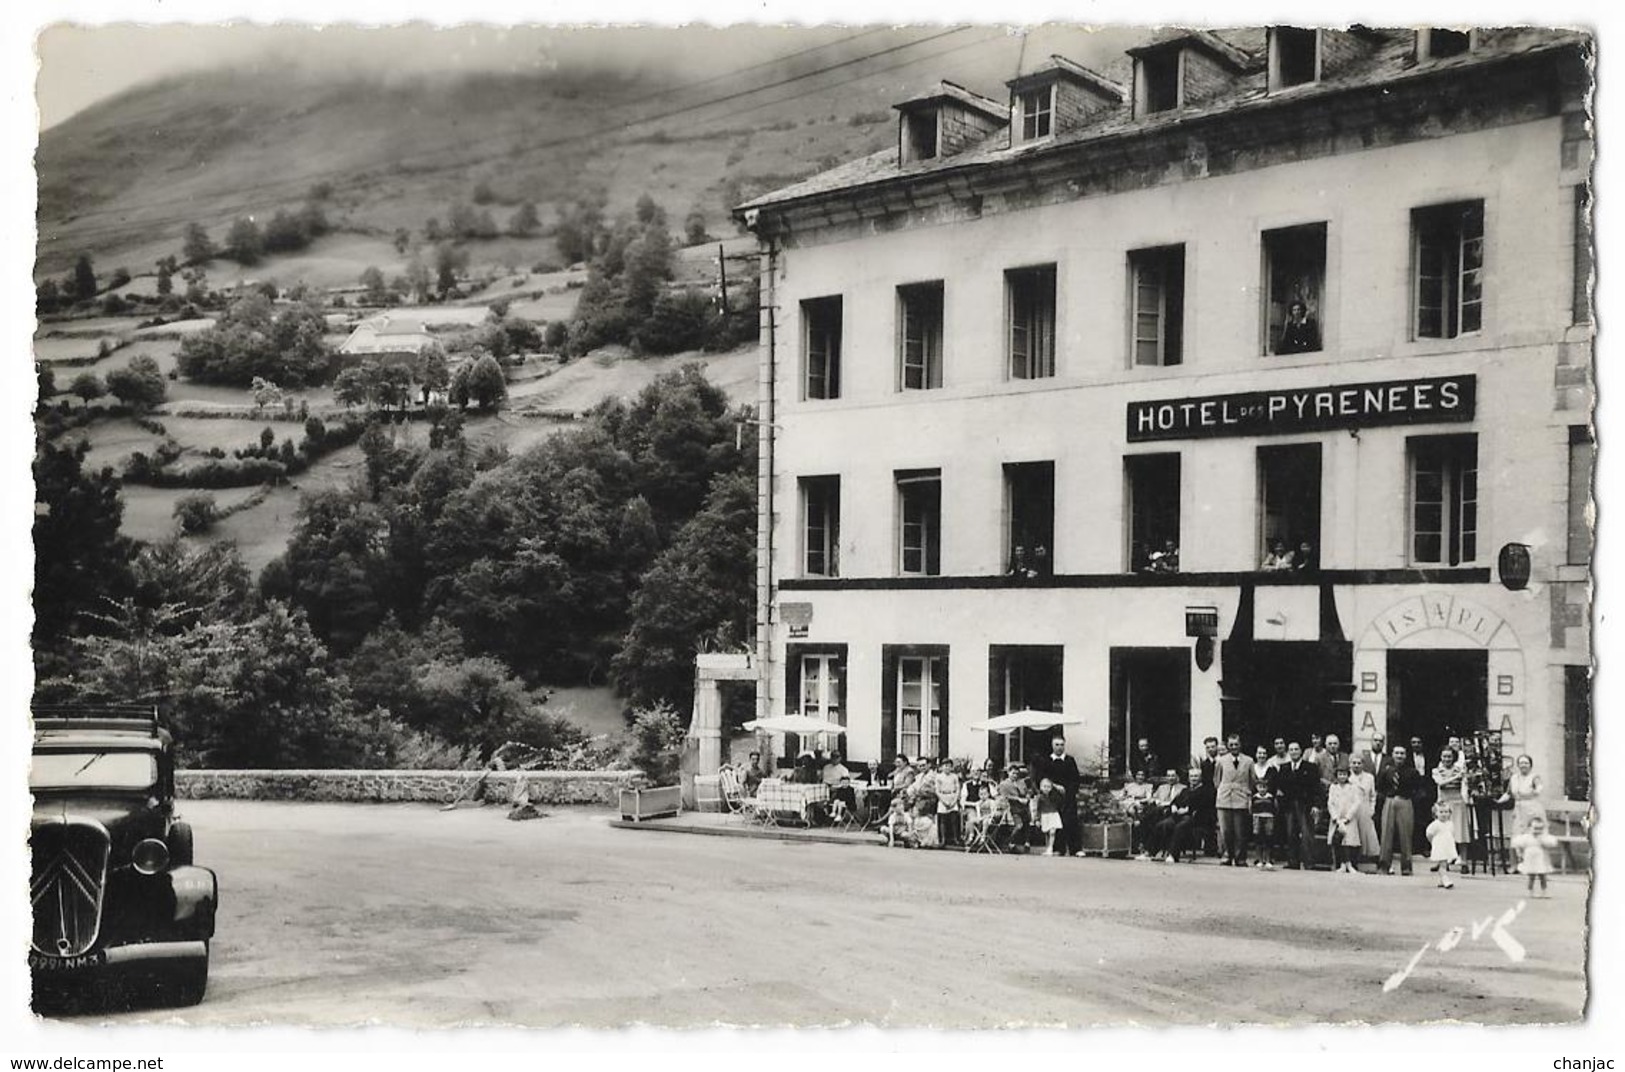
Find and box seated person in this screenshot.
[890,755,916,796]
[742,751,766,794]
[1260,537,1295,571]
[910,798,940,849]
[882,797,912,847]
[1292,540,1317,572]
[789,751,821,785]
[866,761,887,786]
[829,774,858,820]
[1170,770,1216,862]
[1148,770,1194,861]
[1122,769,1155,809]
[822,753,852,786]
[1145,540,1180,574]
[1134,769,1182,856]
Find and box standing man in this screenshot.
[1316,734,1351,785]
[1276,742,1319,869]
[1213,732,1257,866]
[1196,736,1221,857]
[1033,735,1083,857]
[1409,735,1434,854]
[1378,744,1430,875]
[1361,733,1391,825]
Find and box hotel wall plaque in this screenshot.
[1126,374,1475,442]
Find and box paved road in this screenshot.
[41,801,1588,1027]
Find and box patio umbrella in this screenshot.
[968,709,1085,733]
[742,714,848,736]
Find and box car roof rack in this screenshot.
[31,703,162,737]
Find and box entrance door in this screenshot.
[1109,648,1191,778]
[1386,649,1489,758]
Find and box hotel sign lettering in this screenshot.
[1126,375,1476,442]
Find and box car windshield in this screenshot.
[30,751,157,791]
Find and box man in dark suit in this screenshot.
[1361,734,1391,824]
[1378,744,1431,875]
[1195,736,1221,856]
[1033,735,1082,856]
[1409,735,1435,854]
[1132,737,1160,782]
[1275,741,1320,869]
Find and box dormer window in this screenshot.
[1020,87,1054,141]
[902,110,938,162]
[1270,27,1321,89]
[1139,50,1181,115]
[1419,28,1472,60]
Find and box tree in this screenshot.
[175,296,333,386]
[417,342,451,400]
[613,470,755,711]
[69,372,106,402]
[182,222,217,265]
[251,376,284,414]
[508,201,540,237]
[173,493,219,535]
[465,354,508,411]
[263,209,308,254]
[471,179,497,206]
[155,256,176,296]
[433,243,467,295]
[635,193,666,227]
[105,355,168,409]
[333,366,372,409]
[392,228,412,254]
[32,440,135,666]
[683,206,710,246]
[36,278,61,313]
[108,267,132,290]
[223,217,265,265]
[72,254,97,301]
[360,265,388,304]
[405,254,433,302]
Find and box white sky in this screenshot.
[4,0,1621,1062]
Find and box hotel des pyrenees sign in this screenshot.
[1126,375,1476,442]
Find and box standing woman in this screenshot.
[1432,747,1472,846]
[1501,754,1545,835]
[1347,754,1381,864]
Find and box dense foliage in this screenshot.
[176,294,335,386]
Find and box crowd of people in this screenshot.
[723,731,1558,891]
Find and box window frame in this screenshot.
[1004,460,1056,576]
[897,281,945,391]
[988,645,1064,766]
[1005,264,1058,380]
[1261,221,1328,356]
[1128,244,1186,368]
[901,109,940,163]
[800,475,841,578]
[1568,426,1593,566]
[1408,434,1479,567]
[896,468,943,576]
[897,654,946,761]
[1124,452,1182,573]
[1419,28,1474,61]
[1269,27,1322,90]
[1256,442,1323,568]
[1137,48,1183,116]
[1411,200,1485,341]
[801,296,843,400]
[1019,85,1055,142]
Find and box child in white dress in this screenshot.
[1511,815,1559,898]
[1426,802,1459,888]
[1037,778,1064,856]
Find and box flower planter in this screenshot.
[619,785,682,821]
[1076,821,1133,858]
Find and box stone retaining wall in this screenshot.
[177,769,639,805]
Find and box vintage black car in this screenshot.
[29,706,217,1006]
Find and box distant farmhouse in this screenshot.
[338,314,435,367]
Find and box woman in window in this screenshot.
[1277,300,1322,354]
[1261,537,1295,571]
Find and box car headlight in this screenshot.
[132,837,170,875]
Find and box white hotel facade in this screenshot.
[737,27,1593,799]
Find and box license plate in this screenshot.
[28,950,104,971]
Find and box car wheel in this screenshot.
[161,946,209,1007]
[168,821,194,867]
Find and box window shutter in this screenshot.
[880,649,898,763]
[935,656,951,760]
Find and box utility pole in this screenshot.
[717,242,729,313]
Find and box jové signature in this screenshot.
[1382,901,1527,992]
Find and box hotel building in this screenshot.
[737,27,1593,798]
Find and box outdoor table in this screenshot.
[851,782,893,828]
[755,779,830,826]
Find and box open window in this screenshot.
[1004,461,1055,577]
[802,296,843,399]
[1270,27,1321,89]
[1129,244,1185,367]
[901,109,938,162]
[1257,443,1322,570]
[1137,49,1181,115]
[800,475,840,577]
[1263,223,1327,355]
[1007,265,1056,380]
[897,469,942,576]
[1125,453,1181,572]
[1419,28,1472,60]
[1409,434,1478,566]
[1413,201,1484,340]
[898,281,944,390]
[989,646,1063,766]
[1568,426,1593,566]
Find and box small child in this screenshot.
[1426,802,1459,888]
[1036,777,1064,856]
[883,797,911,847]
[1511,815,1559,898]
[1326,767,1361,874]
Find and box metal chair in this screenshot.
[964,799,1002,854]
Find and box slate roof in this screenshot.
[738,27,1587,216]
[1006,54,1127,102]
[894,79,1009,121]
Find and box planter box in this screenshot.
[619,785,682,821]
[1077,821,1133,858]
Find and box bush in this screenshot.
[173,493,219,534]
[626,702,685,785]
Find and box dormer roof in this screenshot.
[1006,54,1127,103]
[893,80,1009,123]
[1127,29,1263,73]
